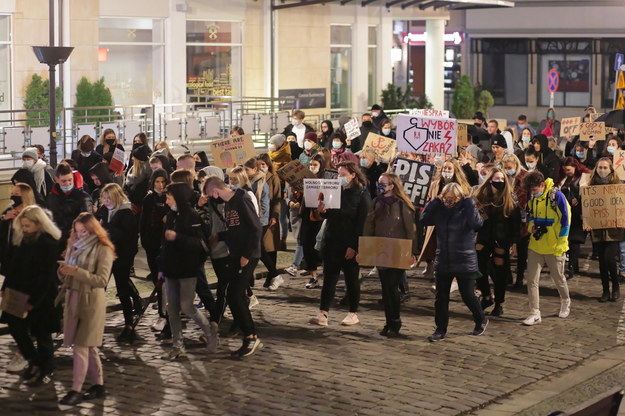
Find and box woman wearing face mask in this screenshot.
[124,145,152,214]
[258,153,286,249]
[556,158,591,280]
[362,173,416,337]
[71,136,103,193]
[299,155,325,288]
[1,206,61,387]
[573,142,597,170]
[586,158,624,302]
[330,132,348,168]
[472,168,521,316]
[379,119,396,139]
[602,137,623,161]
[501,154,530,288]
[318,120,335,149]
[298,132,320,167]
[96,184,141,343]
[309,161,372,327]
[21,147,54,198]
[359,149,384,198]
[420,182,487,342]
[514,127,534,159]
[538,107,561,138]
[95,129,124,157]
[140,169,171,333]
[268,134,292,171]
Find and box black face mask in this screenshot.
[132,142,143,150]
[362,121,374,128]
[10,195,22,206]
[106,138,115,146]
[210,196,225,204]
[491,181,505,191]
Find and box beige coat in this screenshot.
[263,171,282,252]
[60,244,114,347]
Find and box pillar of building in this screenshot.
[351,5,368,114]
[425,18,445,110]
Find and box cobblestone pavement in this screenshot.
[0,252,623,416]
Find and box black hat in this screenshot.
[491,134,508,149]
[166,182,193,208]
[472,111,486,122]
[132,144,150,162]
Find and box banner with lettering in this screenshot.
[396,114,457,157]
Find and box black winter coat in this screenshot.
[475,203,521,246]
[45,184,93,241]
[159,208,208,279]
[0,233,61,333]
[71,150,103,193]
[321,184,371,253]
[97,204,138,258]
[140,191,168,252]
[559,176,586,244]
[420,197,483,274]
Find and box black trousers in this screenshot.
[476,241,510,305]
[379,268,403,327]
[516,235,530,280]
[259,226,278,281]
[596,241,620,292]
[112,255,141,326]
[568,242,581,272]
[210,257,230,325]
[145,245,165,317]
[320,248,360,313]
[225,256,259,337]
[195,265,216,319]
[8,320,54,374]
[434,274,484,334]
[301,219,322,272]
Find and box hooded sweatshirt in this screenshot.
[527,178,570,256]
[534,134,561,180]
[97,200,138,257]
[218,188,262,260]
[140,168,170,251]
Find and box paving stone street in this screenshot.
[0,248,624,415]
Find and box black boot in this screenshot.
[599,290,611,303]
[490,303,503,317]
[611,283,620,302]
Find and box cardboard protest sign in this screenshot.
[456,123,470,147]
[581,184,625,229]
[109,147,126,174]
[560,117,581,139]
[344,118,361,141]
[589,113,613,135]
[209,134,256,168]
[277,160,316,191]
[358,237,413,269]
[396,114,457,158]
[323,169,339,180]
[393,157,435,207]
[615,150,625,181]
[362,132,396,163]
[409,108,450,118]
[579,122,606,141]
[303,179,341,209]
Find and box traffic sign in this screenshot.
[618,72,625,90]
[617,91,625,110]
[547,69,559,93]
[615,53,624,72]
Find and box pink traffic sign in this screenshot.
[547,69,559,93]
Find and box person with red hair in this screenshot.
[557,157,591,280]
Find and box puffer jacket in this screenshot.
[420,197,483,274]
[527,177,570,256]
[363,196,418,254]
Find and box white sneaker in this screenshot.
[7,351,27,373]
[367,267,379,278]
[450,280,458,293]
[162,345,186,360]
[305,277,319,289]
[309,311,328,326]
[199,333,218,353]
[248,295,259,309]
[268,275,284,291]
[151,317,166,332]
[522,312,542,326]
[559,299,571,319]
[285,265,298,276]
[341,312,359,326]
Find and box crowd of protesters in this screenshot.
[1,104,624,406]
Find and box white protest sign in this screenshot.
[409,108,450,118]
[109,147,126,174]
[396,114,457,158]
[303,178,341,209]
[344,118,361,141]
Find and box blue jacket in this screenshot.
[420,197,483,274]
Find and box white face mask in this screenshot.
[526,162,536,170]
[371,111,380,118]
[597,167,610,178]
[304,141,314,151]
[310,166,319,174]
[292,118,302,126]
[441,172,453,180]
[23,159,35,169]
[260,167,268,173]
[268,144,277,152]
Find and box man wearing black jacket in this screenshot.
[204,177,263,358]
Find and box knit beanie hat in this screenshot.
[304,131,318,144]
[22,147,38,160]
[269,134,286,148]
[132,144,150,162]
[491,134,508,149]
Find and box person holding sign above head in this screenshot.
[420,182,487,342]
[309,161,371,327]
[361,173,417,337]
[521,171,571,326]
[586,158,624,302]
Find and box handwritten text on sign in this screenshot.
[615,150,625,181]
[210,134,256,168]
[393,157,435,207]
[559,117,581,138]
[396,114,457,157]
[409,108,450,118]
[581,184,625,229]
[579,122,606,141]
[344,118,361,141]
[362,132,396,163]
[277,160,316,191]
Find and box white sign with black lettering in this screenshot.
[303,179,342,209]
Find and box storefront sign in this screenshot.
[560,117,581,139]
[278,88,327,110]
[303,179,341,209]
[403,32,464,46]
[209,134,256,168]
[393,157,435,207]
[358,237,413,270]
[362,132,396,163]
[581,184,625,229]
[409,109,450,118]
[396,114,457,158]
[579,122,606,141]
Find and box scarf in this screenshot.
[65,234,100,291]
[268,143,292,171]
[331,147,345,168]
[30,159,47,196]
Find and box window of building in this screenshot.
[368,26,377,107]
[186,20,243,100]
[0,15,11,114]
[600,39,625,109]
[330,25,352,110]
[536,39,593,107]
[474,38,529,106]
[99,18,165,106]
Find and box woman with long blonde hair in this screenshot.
[95,128,123,156]
[58,213,115,406]
[472,167,521,317]
[1,205,61,386]
[362,173,417,337]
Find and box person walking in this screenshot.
[57,213,115,406]
[420,183,488,342]
[362,173,417,337]
[522,171,572,325]
[1,205,61,386]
